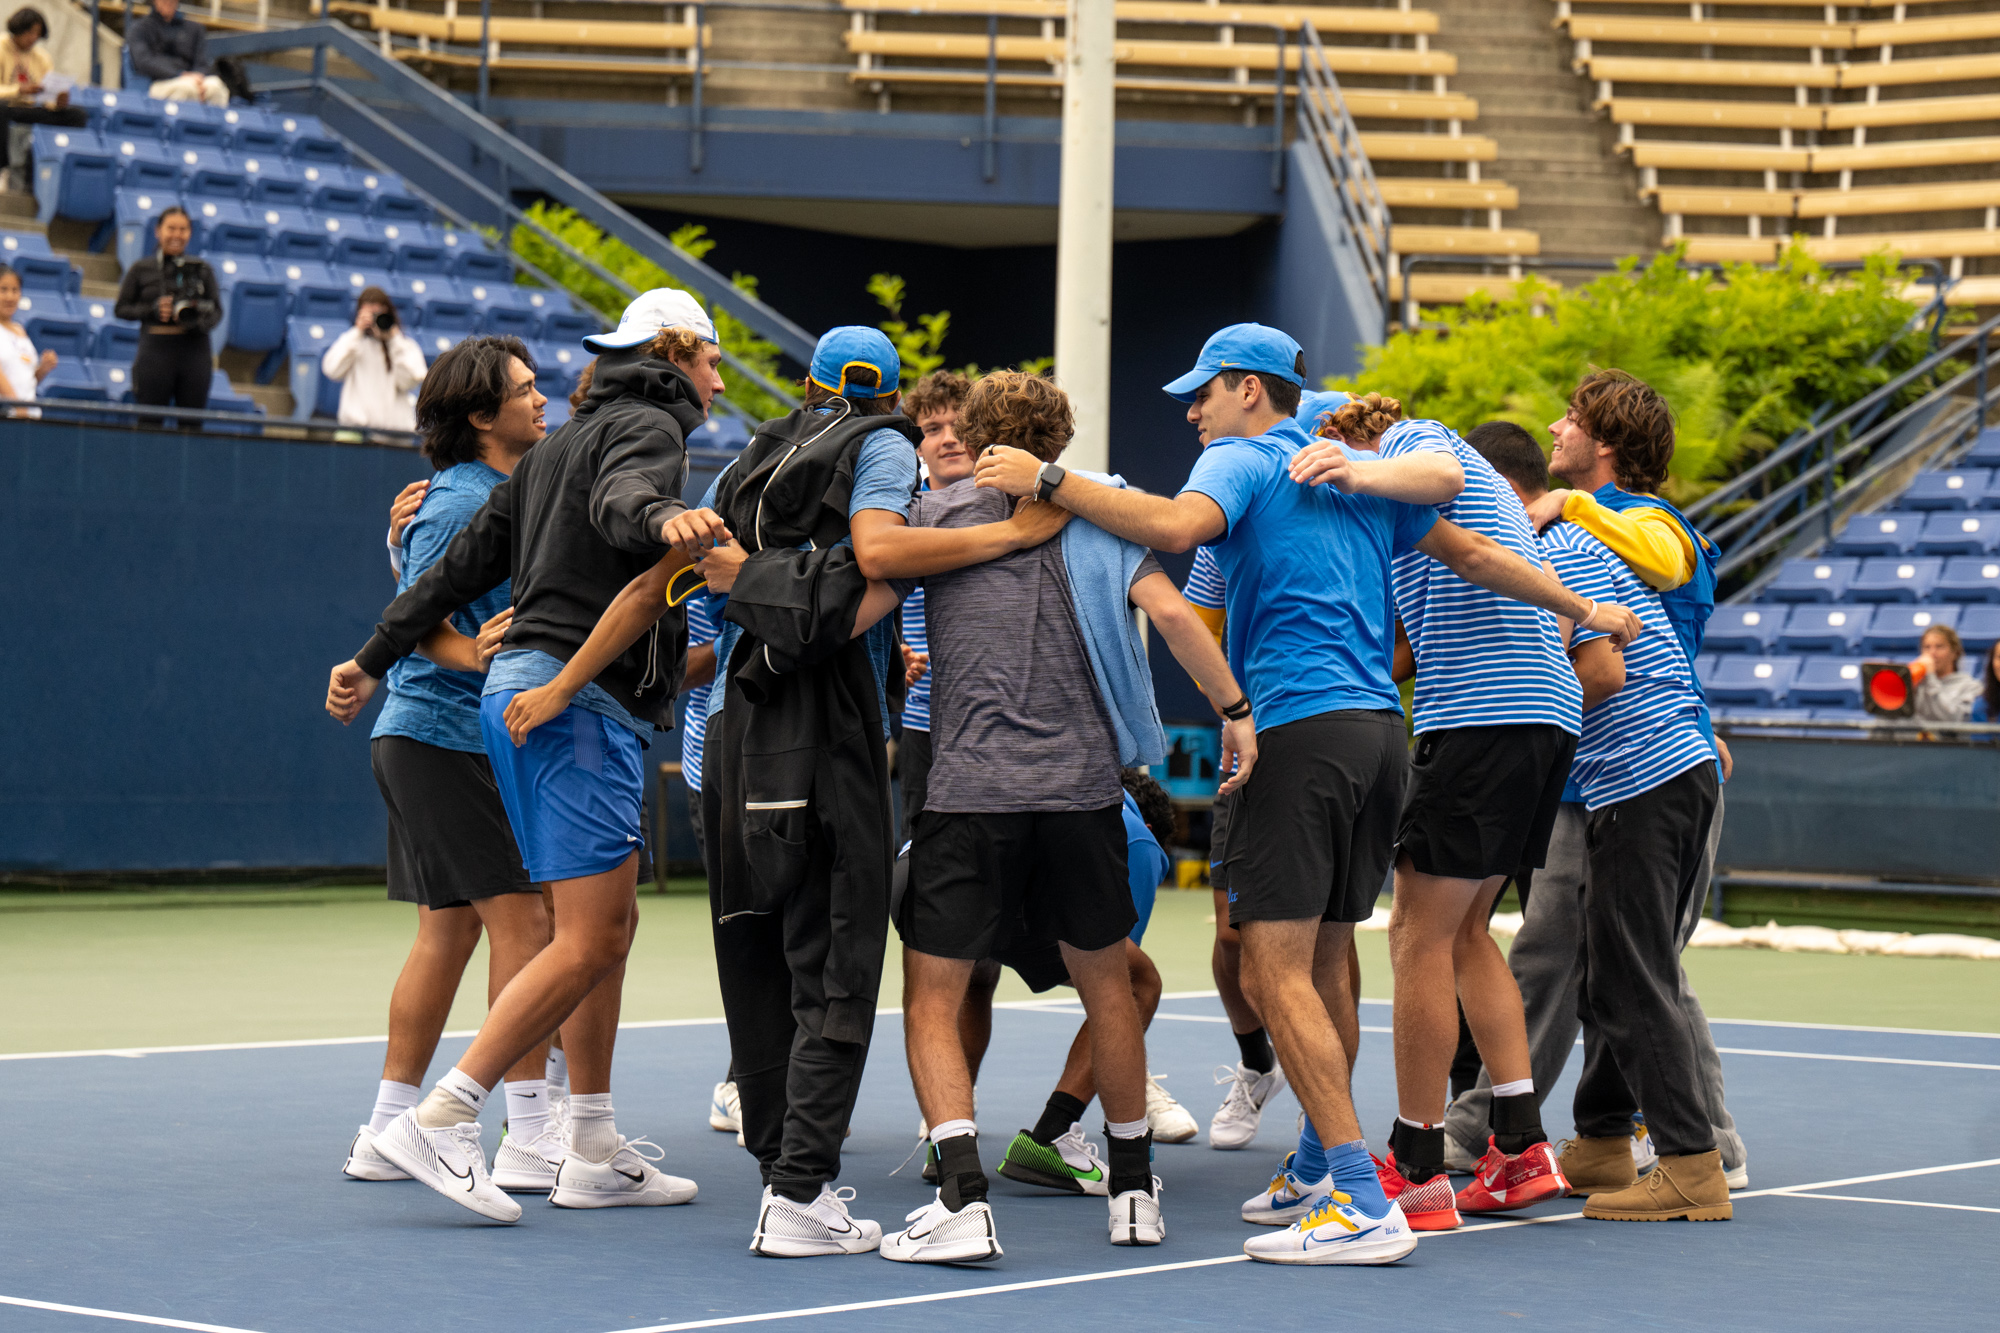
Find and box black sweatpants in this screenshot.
[132,331,212,410]
[1573,762,1720,1157]
[705,779,876,1196]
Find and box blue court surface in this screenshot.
[4,994,1997,1332]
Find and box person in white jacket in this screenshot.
[323,286,427,431]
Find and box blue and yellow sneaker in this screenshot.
[1240,1150,1334,1225]
[997,1125,1109,1196]
[1243,1191,1417,1266]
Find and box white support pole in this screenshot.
[1054,0,1115,474]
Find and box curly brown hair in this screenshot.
[904,369,972,423]
[1324,392,1403,445]
[569,357,597,411]
[1568,369,1675,494]
[959,370,1073,462]
[647,325,711,368]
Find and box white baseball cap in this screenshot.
[584,287,717,351]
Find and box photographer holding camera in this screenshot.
[322,286,426,431]
[114,205,222,412]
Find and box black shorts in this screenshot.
[1397,723,1576,880]
[898,728,933,843]
[900,805,1135,959]
[1223,709,1408,926]
[1208,786,1240,894]
[371,735,534,910]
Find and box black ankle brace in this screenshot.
[1490,1091,1546,1156]
[1389,1119,1446,1183]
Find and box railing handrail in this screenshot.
[1293,20,1389,325]
[210,21,819,366]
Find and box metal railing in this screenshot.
[4,395,422,443]
[1294,22,1390,325]
[1716,713,2000,742]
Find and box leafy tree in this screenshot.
[867,273,1054,383]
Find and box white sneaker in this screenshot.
[751,1185,883,1257]
[491,1126,564,1193]
[1146,1074,1199,1144]
[1725,1162,1750,1191]
[710,1081,741,1134]
[1241,1151,1334,1226]
[1243,1195,1417,1266]
[550,1136,698,1208]
[370,1109,521,1223]
[1443,1132,1479,1174]
[880,1193,1003,1264]
[1631,1119,1659,1174]
[1210,1062,1285,1150]
[342,1125,410,1181]
[1108,1182,1165,1246]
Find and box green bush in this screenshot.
[1339,246,1941,502]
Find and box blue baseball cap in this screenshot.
[809,326,901,399]
[1295,389,1350,434]
[1162,323,1306,402]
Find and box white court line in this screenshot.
[0,1295,266,1332]
[1775,1193,2000,1215]
[1713,1046,2000,1072]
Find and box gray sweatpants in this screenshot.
[1443,791,1746,1170]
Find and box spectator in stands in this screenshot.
[0,8,84,194]
[323,287,426,432]
[127,0,228,107]
[1978,640,1999,726]
[1911,624,1982,723]
[0,260,53,415]
[115,204,221,414]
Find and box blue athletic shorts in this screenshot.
[480,693,645,882]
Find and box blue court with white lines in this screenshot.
[3,995,1996,1332]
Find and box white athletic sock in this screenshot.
[1104,1116,1149,1141]
[568,1092,618,1163]
[368,1080,420,1135]
[929,1117,977,1145]
[1491,1078,1535,1098]
[416,1067,488,1128]
[506,1079,551,1146]
[547,1048,569,1098]
[1396,1114,1439,1131]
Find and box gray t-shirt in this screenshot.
[911,479,1162,814]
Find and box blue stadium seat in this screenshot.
[367,174,430,223]
[414,277,480,334]
[540,394,572,433]
[475,283,540,337]
[418,328,466,363]
[1704,604,1782,654]
[284,316,345,419]
[218,106,284,155]
[160,99,230,148]
[542,306,600,344]
[208,255,291,355]
[187,198,268,257]
[1936,557,2000,604]
[1861,604,1960,656]
[688,414,751,451]
[1704,655,1799,708]
[516,288,578,339]
[1766,557,1858,603]
[114,189,182,268]
[325,264,399,311]
[1961,605,2000,656]
[1790,657,1865,710]
[1776,604,1866,655]
[534,339,586,388]
[1915,512,2000,556]
[382,222,448,274]
[1900,468,1989,511]
[21,293,91,358]
[299,163,369,216]
[34,127,115,224]
[289,263,363,321]
[177,147,248,201]
[112,135,181,192]
[447,245,511,282]
[1810,706,1869,723]
[1985,475,2000,513]
[1849,556,1942,603]
[1964,429,2000,469]
[1831,510,1922,557]
[206,369,263,414]
[93,318,142,364]
[240,155,308,208]
[91,89,166,140]
[253,208,330,263]
[277,114,348,165]
[322,215,394,269]
[1693,653,1717,689]
[37,355,110,401]
[0,231,79,293]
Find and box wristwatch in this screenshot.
[1035,461,1067,503]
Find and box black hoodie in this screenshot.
[353,348,704,728]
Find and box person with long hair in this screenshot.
[1977,639,2000,726]
[0,261,54,417]
[1910,624,1982,723]
[322,286,426,431]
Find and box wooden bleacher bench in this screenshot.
[838,0,1439,37]
[841,30,1455,76]
[1602,94,2000,133]
[1392,226,1540,257]
[1578,52,2000,92]
[1649,181,2000,220]
[1389,272,1531,304]
[1676,236,1783,264]
[1375,179,1519,210]
[1563,17,1856,50]
[844,68,1479,119]
[1361,133,1495,164]
[1625,142,1810,172]
[1555,0,1929,9]
[328,3,702,72]
[1911,276,2000,307]
[1812,137,2000,174]
[1626,137,2000,175]
[1805,228,2000,264]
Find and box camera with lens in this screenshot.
[161,254,216,328]
[371,309,398,335]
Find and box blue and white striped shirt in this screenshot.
[1183,546,1226,612]
[681,594,720,793]
[1383,419,1581,736]
[901,585,931,733]
[1541,521,1713,810]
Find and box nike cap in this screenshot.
[584,287,716,352]
[1163,323,1306,402]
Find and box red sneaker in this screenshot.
[1372,1152,1461,1231]
[1455,1138,1571,1214]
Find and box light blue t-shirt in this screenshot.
[704,422,918,737]
[1123,789,1170,943]
[1382,419,1581,736]
[1181,416,1437,731]
[1542,522,1713,810]
[372,460,513,754]
[680,593,720,792]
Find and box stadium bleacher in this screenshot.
[22,84,602,421]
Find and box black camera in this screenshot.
[372,309,397,334]
[162,255,216,328]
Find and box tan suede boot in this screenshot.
[1582,1150,1732,1221]
[1557,1136,1637,1196]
